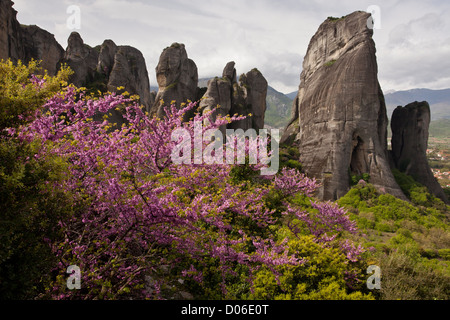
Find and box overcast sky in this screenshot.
[12,0,450,94]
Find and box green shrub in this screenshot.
[247,235,374,300]
[377,250,450,300]
[438,249,450,260]
[0,59,74,299]
[0,139,73,299]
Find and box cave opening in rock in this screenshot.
[350,134,368,177]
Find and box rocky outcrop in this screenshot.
[20,25,65,76]
[200,76,233,132]
[61,34,153,113]
[200,62,268,132]
[63,32,99,87]
[0,0,25,63]
[282,11,405,201]
[152,43,199,118]
[106,45,153,111]
[0,0,64,75]
[233,68,268,130]
[391,101,448,203]
[1,1,152,112]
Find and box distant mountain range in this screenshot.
[271,87,450,130]
[384,88,450,120]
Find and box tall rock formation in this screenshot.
[282,11,405,201]
[230,68,268,131]
[1,1,152,112]
[152,43,199,118]
[0,0,24,62]
[0,0,64,75]
[391,101,448,203]
[200,62,268,132]
[63,32,99,87]
[20,25,65,76]
[61,33,153,113]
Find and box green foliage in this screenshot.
[0,59,72,131]
[84,69,108,94]
[0,60,74,299]
[350,172,370,186]
[248,235,374,300]
[392,169,446,209]
[0,139,74,299]
[377,250,450,300]
[279,144,303,171]
[327,16,346,22]
[324,60,337,67]
[445,187,450,200]
[339,183,448,232]
[338,180,450,300]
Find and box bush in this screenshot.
[248,235,374,300]
[0,59,72,131]
[0,59,73,299]
[0,140,73,299]
[377,250,449,300]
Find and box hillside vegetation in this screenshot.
[1,60,448,301]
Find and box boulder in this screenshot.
[391,101,448,203]
[281,11,405,201]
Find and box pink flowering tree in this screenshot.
[14,83,368,299]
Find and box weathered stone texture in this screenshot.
[282,11,405,200]
[152,43,199,118]
[391,101,448,203]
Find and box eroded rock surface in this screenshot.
[152,43,199,118]
[200,62,268,132]
[282,11,405,200]
[391,101,448,203]
[0,0,64,75]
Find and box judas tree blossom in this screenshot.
[15,86,366,299]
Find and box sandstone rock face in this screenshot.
[0,0,25,63]
[63,32,99,87]
[107,45,153,111]
[152,43,198,117]
[96,39,118,75]
[62,35,153,112]
[391,101,448,203]
[20,25,65,76]
[237,68,268,130]
[200,77,232,128]
[0,0,63,75]
[200,62,268,132]
[282,11,405,201]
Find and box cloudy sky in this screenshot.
[12,0,450,94]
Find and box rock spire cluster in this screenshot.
[1,0,446,202]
